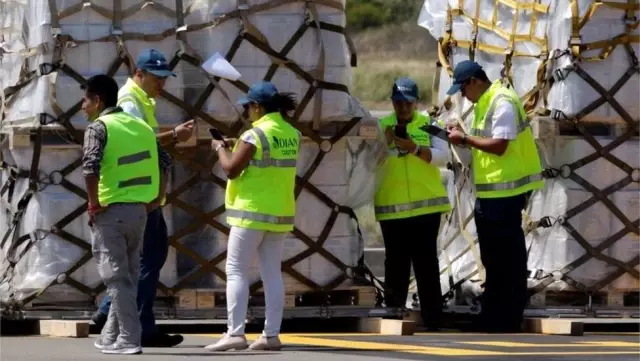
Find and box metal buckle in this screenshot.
[38,63,56,76]
[550,109,563,121]
[624,15,637,26]
[39,113,57,125]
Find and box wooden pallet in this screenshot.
[530,115,639,138]
[174,286,378,310]
[528,290,640,308]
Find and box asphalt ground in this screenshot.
[2,331,638,361]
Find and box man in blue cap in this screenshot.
[92,49,194,347]
[374,78,451,330]
[446,60,544,333]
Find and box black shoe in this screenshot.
[142,333,184,348]
[91,311,108,331]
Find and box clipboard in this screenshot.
[421,124,451,142]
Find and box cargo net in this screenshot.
[420,0,639,310]
[0,0,387,316]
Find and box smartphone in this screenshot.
[421,124,450,142]
[209,127,224,140]
[209,127,227,147]
[394,124,408,139]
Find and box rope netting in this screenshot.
[0,0,388,314]
[421,0,639,308]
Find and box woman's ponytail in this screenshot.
[263,92,298,117]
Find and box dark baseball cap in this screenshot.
[446,60,485,95]
[391,77,419,102]
[237,81,279,105]
[136,49,176,78]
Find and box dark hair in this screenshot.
[81,74,119,108]
[261,92,298,117]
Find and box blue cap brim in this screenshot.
[148,69,177,78]
[446,82,463,95]
[237,96,251,105]
[391,93,417,102]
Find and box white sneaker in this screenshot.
[100,342,143,355]
[248,335,282,351]
[204,333,248,351]
[93,337,114,350]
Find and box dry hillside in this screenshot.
[351,22,439,110]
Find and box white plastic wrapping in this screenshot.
[418,0,640,304]
[419,0,640,122]
[0,135,386,303]
[1,0,363,128]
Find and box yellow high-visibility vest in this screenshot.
[374,112,451,221]
[98,111,160,206]
[117,78,166,206]
[470,80,544,199]
[117,78,159,130]
[225,112,301,233]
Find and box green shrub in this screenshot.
[346,0,423,31]
[352,58,434,104]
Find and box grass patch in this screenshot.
[350,22,439,109]
[352,56,436,108]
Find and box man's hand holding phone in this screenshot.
[393,124,417,155]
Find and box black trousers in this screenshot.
[380,213,443,327]
[474,192,530,332]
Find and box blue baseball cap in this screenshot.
[391,77,419,102]
[237,81,279,105]
[136,49,176,78]
[446,60,484,95]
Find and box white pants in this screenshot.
[226,226,285,337]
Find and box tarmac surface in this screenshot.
[2,331,638,361]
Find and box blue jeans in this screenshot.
[98,207,169,340]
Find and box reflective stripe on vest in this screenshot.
[116,150,153,188]
[374,197,450,215]
[469,95,529,137]
[249,128,298,168]
[225,209,295,225]
[470,82,544,198]
[475,173,543,192]
[98,111,160,206]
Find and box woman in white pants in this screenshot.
[205,81,301,351]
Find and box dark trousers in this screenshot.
[99,207,169,339]
[474,192,530,332]
[380,213,443,327]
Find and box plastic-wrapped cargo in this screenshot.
[0,0,388,315]
[418,0,639,311]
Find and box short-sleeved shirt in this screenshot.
[490,100,519,140]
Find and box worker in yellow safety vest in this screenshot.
[205,81,301,352]
[93,49,193,348]
[446,60,544,333]
[81,74,172,354]
[375,78,452,331]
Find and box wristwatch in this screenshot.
[171,128,178,143]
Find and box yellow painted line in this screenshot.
[281,335,504,356]
[194,333,640,356]
[460,341,640,348]
[281,337,640,356]
[578,341,640,347]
